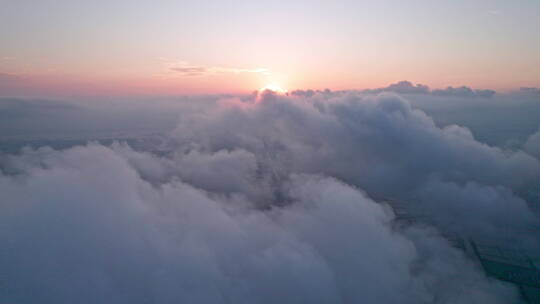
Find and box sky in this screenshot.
[3,2,540,302]
[1,0,540,96]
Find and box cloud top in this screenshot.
[364,80,495,98]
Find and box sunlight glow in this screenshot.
[259,84,288,93]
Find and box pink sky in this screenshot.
[1,1,539,97]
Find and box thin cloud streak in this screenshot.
[170,61,270,77]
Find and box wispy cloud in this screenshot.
[0,72,21,82]
[170,61,270,77]
[170,65,208,76]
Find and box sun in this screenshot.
[259,84,288,94]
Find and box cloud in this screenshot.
[518,87,540,96]
[363,80,495,98]
[524,128,540,160]
[168,92,539,235]
[406,88,540,148]
[170,65,208,76]
[0,72,21,83]
[290,88,333,97]
[0,144,518,303]
[364,80,430,94]
[170,62,269,77]
[0,96,199,142]
[432,86,496,98]
[2,88,540,303]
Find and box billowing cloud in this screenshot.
[524,128,540,160]
[1,88,539,303]
[0,143,518,303]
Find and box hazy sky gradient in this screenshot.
[1,0,539,96]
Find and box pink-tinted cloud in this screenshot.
[170,62,269,77]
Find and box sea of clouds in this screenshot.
[2,82,540,303]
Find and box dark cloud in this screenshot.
[406,89,540,147]
[290,88,333,97]
[0,96,201,142]
[524,128,540,160]
[364,80,430,94]
[518,87,540,96]
[363,81,495,98]
[432,86,496,98]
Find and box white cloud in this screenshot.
[2,87,539,303]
